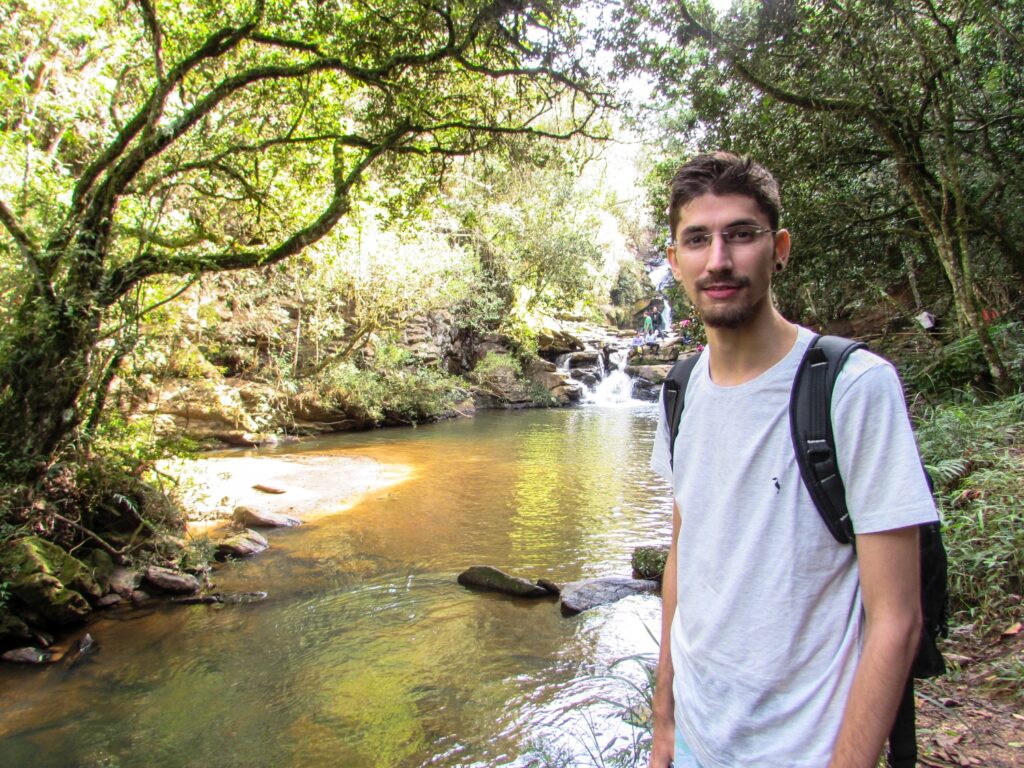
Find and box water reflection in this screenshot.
[0,405,673,768]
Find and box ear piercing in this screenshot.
[775,262,783,272]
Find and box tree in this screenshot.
[616,0,1024,391]
[0,0,605,480]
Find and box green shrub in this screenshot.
[915,393,1024,627]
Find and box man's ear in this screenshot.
[773,229,792,271]
[666,244,683,281]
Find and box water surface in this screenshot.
[0,405,673,768]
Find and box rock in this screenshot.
[84,549,115,593]
[536,578,561,596]
[109,567,141,597]
[624,364,675,386]
[143,566,201,594]
[0,611,34,645]
[457,566,551,598]
[130,589,152,605]
[96,593,123,608]
[232,506,301,528]
[215,529,269,560]
[632,546,670,581]
[0,537,103,626]
[252,484,286,494]
[1,647,53,664]
[559,577,660,615]
[172,594,224,605]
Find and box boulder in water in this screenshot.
[232,505,301,528]
[2,646,53,664]
[457,566,551,598]
[559,577,660,615]
[143,565,201,595]
[215,529,269,560]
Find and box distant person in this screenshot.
[648,152,936,768]
[643,310,654,334]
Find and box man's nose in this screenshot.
[705,234,733,272]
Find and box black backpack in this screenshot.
[661,334,948,768]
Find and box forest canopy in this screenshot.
[0,0,611,479]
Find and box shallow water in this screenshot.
[0,405,674,768]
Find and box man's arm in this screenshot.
[829,526,922,768]
[650,501,681,768]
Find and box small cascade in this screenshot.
[661,301,673,333]
[555,352,573,373]
[584,347,641,406]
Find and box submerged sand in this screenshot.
[167,453,413,530]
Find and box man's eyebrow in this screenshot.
[679,217,760,233]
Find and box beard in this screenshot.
[693,274,764,329]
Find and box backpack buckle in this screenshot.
[806,438,831,461]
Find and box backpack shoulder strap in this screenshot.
[789,334,866,544]
[662,351,703,470]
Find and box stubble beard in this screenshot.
[693,274,764,330]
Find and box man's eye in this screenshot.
[682,233,710,248]
[724,227,757,242]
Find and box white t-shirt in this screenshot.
[650,326,937,768]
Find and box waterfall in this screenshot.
[583,347,641,406]
[661,302,672,333]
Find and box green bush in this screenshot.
[915,393,1024,627]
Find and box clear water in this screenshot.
[0,406,674,768]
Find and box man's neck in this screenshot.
[704,310,798,387]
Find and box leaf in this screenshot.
[1001,622,1022,637]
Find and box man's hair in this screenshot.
[667,152,781,240]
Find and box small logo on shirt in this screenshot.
[772,477,781,493]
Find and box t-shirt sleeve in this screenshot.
[832,353,938,534]
[650,386,674,485]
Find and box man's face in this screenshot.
[666,193,789,331]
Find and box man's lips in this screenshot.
[697,279,748,299]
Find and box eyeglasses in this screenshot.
[676,225,777,252]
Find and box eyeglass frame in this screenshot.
[673,224,779,251]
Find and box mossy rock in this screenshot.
[631,545,669,581]
[0,537,103,626]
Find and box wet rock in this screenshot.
[215,529,269,560]
[632,546,670,581]
[173,594,223,605]
[232,506,301,528]
[109,567,142,597]
[131,589,152,605]
[96,593,123,608]
[559,577,660,616]
[2,647,53,664]
[536,579,561,596]
[0,537,102,626]
[143,566,201,595]
[457,566,551,598]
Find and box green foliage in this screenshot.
[915,393,1024,627]
[316,346,469,427]
[905,322,1024,399]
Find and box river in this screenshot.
[0,404,674,768]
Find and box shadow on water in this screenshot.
[0,405,674,768]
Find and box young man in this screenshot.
[648,153,937,768]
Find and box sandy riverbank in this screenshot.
[166,453,413,530]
